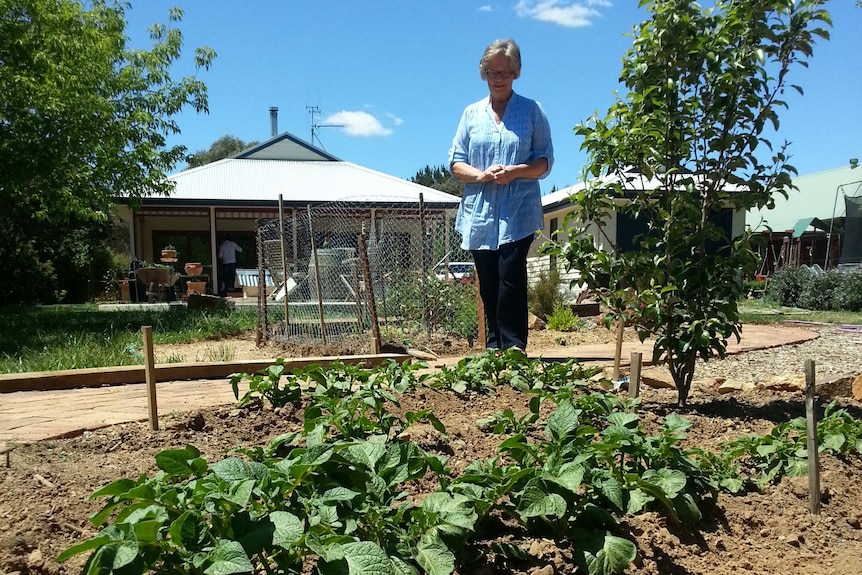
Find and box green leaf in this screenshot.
[663,412,691,433]
[112,540,140,570]
[719,477,745,493]
[90,479,137,499]
[340,541,394,575]
[600,477,624,512]
[641,468,687,499]
[57,526,125,563]
[786,457,808,477]
[572,529,637,575]
[169,511,207,548]
[822,433,845,452]
[211,458,267,483]
[321,486,362,504]
[672,492,702,525]
[606,412,639,428]
[543,462,584,494]
[271,511,304,548]
[625,488,653,514]
[517,479,567,518]
[547,400,579,440]
[204,540,254,575]
[345,440,387,469]
[416,531,455,575]
[390,556,420,575]
[155,446,204,478]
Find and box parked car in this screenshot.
[435,262,475,283]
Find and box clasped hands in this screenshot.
[477,164,516,185]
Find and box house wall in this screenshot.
[530,199,747,300]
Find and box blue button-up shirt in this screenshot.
[448,91,554,251]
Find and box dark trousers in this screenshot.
[471,234,533,350]
[221,263,237,296]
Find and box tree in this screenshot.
[544,0,830,406]
[188,135,258,168]
[411,164,464,197]
[0,0,215,303]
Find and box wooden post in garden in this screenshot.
[257,229,268,345]
[628,351,642,398]
[612,318,626,381]
[278,194,290,331]
[307,205,327,344]
[358,232,381,354]
[805,358,821,515]
[418,193,431,338]
[142,326,158,431]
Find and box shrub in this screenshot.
[797,270,842,311]
[528,267,563,320]
[546,303,583,332]
[766,267,862,312]
[831,271,862,312]
[765,266,813,307]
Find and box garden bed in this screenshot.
[1,344,861,575]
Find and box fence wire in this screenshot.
[254,198,478,354]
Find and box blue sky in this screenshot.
[125,1,861,193]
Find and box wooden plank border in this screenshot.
[0,354,410,394]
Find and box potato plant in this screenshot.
[60,356,862,575]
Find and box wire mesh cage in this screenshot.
[254,197,478,354]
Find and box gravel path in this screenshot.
[695,323,862,385]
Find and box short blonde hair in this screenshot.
[479,38,522,80]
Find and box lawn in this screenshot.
[0,304,256,373]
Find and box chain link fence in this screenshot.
[253,197,478,354]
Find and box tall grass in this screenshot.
[0,305,256,373]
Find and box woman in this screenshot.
[448,38,554,353]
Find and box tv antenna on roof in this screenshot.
[307,105,343,150]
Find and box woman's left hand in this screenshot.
[490,165,516,185]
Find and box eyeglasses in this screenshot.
[485,69,514,80]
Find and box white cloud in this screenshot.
[478,4,494,12]
[514,0,611,28]
[324,111,393,137]
[386,113,404,126]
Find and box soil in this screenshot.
[2,322,862,575]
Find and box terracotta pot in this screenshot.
[184,262,203,276]
[186,281,207,295]
[161,249,177,261]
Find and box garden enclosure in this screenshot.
[252,198,477,352]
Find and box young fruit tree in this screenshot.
[543,0,831,406]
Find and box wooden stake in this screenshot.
[418,193,431,338]
[628,351,642,398]
[612,318,625,381]
[805,358,820,514]
[358,233,381,354]
[278,194,290,330]
[142,326,158,431]
[307,205,327,343]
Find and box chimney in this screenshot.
[269,106,279,137]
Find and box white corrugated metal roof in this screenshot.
[155,158,460,206]
[542,170,746,212]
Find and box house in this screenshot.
[530,169,747,298]
[747,163,862,272]
[114,128,461,294]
